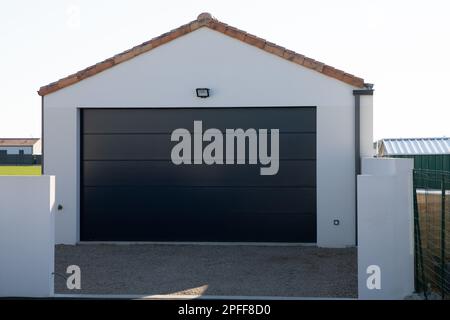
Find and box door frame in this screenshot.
[78,105,317,243]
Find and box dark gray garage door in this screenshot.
[81,107,316,242]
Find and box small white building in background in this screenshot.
[376,137,450,157]
[0,138,41,155]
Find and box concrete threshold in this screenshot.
[53,293,355,300]
[76,241,318,247]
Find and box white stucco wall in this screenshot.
[43,27,372,247]
[360,95,374,158]
[357,158,414,299]
[0,176,55,297]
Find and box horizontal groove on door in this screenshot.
[83,131,318,135]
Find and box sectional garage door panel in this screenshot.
[81,209,316,242]
[83,133,316,161]
[83,187,317,215]
[83,108,316,134]
[81,107,317,242]
[82,160,316,187]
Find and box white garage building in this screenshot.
[39,13,373,247]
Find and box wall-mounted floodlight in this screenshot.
[196,88,210,98]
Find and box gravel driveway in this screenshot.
[55,244,357,298]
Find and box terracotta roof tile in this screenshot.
[38,12,365,96]
[225,26,247,41]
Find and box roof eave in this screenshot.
[38,12,365,96]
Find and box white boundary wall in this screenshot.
[0,176,55,297]
[357,158,414,299]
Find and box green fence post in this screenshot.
[441,174,446,299]
[413,172,419,292]
[413,170,426,297]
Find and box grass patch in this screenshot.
[0,165,42,176]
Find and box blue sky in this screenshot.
[1,0,449,139]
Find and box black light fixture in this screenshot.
[196,88,210,98]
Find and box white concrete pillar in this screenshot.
[0,176,56,297]
[357,158,414,299]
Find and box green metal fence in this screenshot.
[0,154,42,165]
[414,169,450,299]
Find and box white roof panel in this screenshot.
[380,137,450,155]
